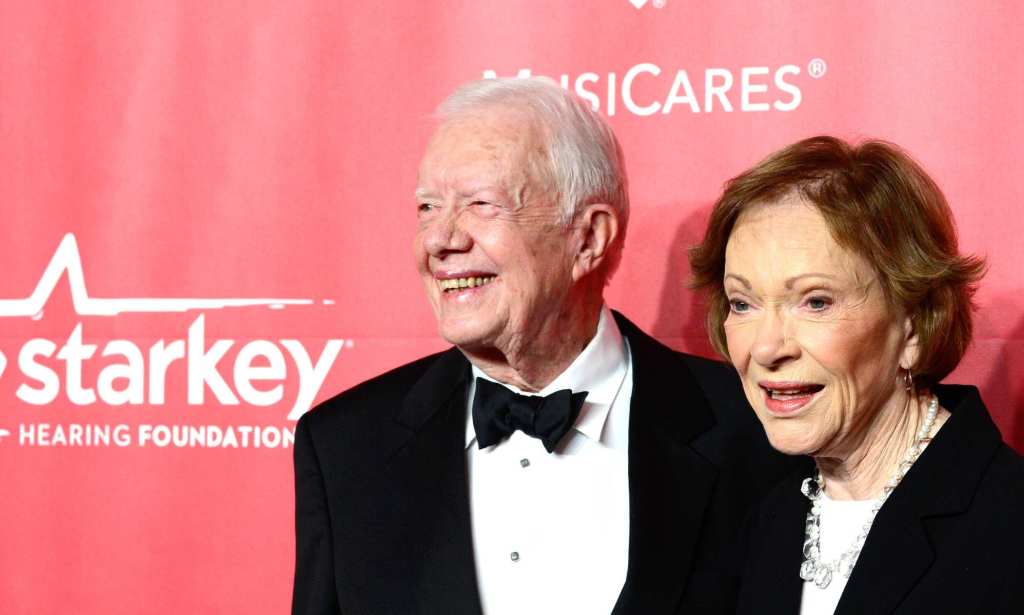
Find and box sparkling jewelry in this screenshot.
[798,395,939,589]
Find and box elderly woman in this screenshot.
[690,136,1023,614]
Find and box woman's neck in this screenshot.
[815,390,948,501]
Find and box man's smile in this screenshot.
[437,274,499,292]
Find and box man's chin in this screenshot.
[437,324,497,353]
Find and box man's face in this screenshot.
[413,107,577,356]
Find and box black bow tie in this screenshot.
[471,377,589,453]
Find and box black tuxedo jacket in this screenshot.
[737,385,1024,615]
[292,312,799,615]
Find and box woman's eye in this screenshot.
[806,296,832,311]
[729,299,750,313]
[417,203,435,213]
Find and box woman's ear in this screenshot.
[899,313,921,372]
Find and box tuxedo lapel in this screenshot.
[383,348,484,614]
[612,314,720,615]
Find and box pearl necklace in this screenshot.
[798,395,939,589]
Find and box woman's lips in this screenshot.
[760,382,824,415]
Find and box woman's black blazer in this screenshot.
[737,384,1024,615]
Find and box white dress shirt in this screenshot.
[466,307,634,615]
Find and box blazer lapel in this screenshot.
[834,504,933,615]
[833,446,941,615]
[384,348,484,614]
[835,385,1002,615]
[612,314,719,615]
[739,475,814,615]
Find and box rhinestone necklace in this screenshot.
[798,395,939,589]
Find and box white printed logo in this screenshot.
[629,0,666,8]
[808,58,827,79]
[484,60,816,117]
[0,234,346,421]
[0,234,323,318]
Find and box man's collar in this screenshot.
[465,306,630,449]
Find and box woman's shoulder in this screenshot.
[977,442,1024,506]
[925,385,1024,530]
[938,384,1024,501]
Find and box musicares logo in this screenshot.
[483,58,828,117]
[0,234,345,422]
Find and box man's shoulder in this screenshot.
[298,348,462,431]
[648,343,749,416]
[613,311,748,419]
[613,310,800,478]
[677,352,745,394]
[613,310,733,374]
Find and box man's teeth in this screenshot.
[439,276,497,291]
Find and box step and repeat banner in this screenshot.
[1,1,1021,613]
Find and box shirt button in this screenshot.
[520,458,530,468]
[510,551,520,562]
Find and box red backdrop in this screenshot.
[1,1,1021,613]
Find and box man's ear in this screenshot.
[898,312,921,373]
[571,203,619,282]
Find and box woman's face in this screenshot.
[722,195,918,457]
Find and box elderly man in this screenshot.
[292,78,795,615]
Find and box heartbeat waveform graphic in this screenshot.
[0,234,319,317]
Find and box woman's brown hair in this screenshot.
[689,136,986,390]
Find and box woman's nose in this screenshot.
[750,309,799,368]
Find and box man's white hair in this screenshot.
[435,77,630,278]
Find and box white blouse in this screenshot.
[799,492,877,615]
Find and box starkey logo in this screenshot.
[483,58,828,117]
[0,234,345,422]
